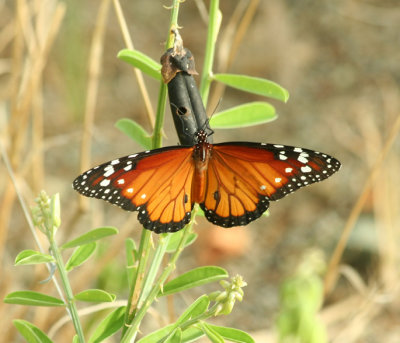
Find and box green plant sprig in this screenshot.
[121,0,182,337]
[32,192,86,342]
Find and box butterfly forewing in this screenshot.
[199,142,340,227]
[73,146,195,233]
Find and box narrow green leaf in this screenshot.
[118,49,161,80]
[65,242,97,271]
[72,336,79,343]
[125,238,137,289]
[61,227,118,249]
[164,327,182,343]
[207,324,255,343]
[4,291,65,307]
[165,231,198,253]
[160,266,228,296]
[176,295,210,326]
[15,250,54,266]
[196,207,205,217]
[74,289,115,303]
[88,306,125,343]
[181,326,204,342]
[210,102,277,129]
[212,73,289,102]
[200,322,225,343]
[137,324,175,343]
[13,320,53,343]
[115,118,152,150]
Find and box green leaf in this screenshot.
[65,242,97,271]
[118,49,161,80]
[207,324,255,343]
[115,118,152,150]
[74,289,115,303]
[160,266,228,296]
[15,250,55,266]
[125,238,137,289]
[212,73,289,102]
[137,324,175,343]
[210,101,277,129]
[72,336,79,343]
[200,322,225,343]
[88,306,126,343]
[164,327,182,343]
[13,320,53,343]
[196,207,205,217]
[4,291,65,307]
[165,231,198,253]
[181,326,204,342]
[61,227,118,249]
[176,295,210,326]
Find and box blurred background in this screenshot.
[1,0,400,342]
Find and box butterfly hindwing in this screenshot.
[73,146,195,233]
[200,142,340,227]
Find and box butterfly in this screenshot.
[73,130,341,233]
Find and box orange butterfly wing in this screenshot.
[200,142,340,227]
[73,146,195,233]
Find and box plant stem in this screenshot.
[121,1,181,339]
[199,0,220,107]
[122,229,152,334]
[120,219,195,343]
[137,234,169,308]
[49,235,85,342]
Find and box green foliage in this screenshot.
[212,73,289,102]
[74,289,116,303]
[160,266,229,296]
[210,101,277,129]
[15,250,55,265]
[4,291,65,307]
[88,306,126,343]
[276,250,327,343]
[165,231,198,253]
[61,227,118,249]
[118,49,162,81]
[65,242,97,271]
[138,276,251,343]
[115,118,152,150]
[13,320,53,343]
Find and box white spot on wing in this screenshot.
[127,188,134,193]
[294,147,303,152]
[100,179,110,187]
[111,159,120,165]
[104,168,115,177]
[279,154,288,161]
[117,179,125,185]
[298,156,309,164]
[128,154,138,158]
[301,166,312,173]
[141,193,146,199]
[124,164,132,171]
[274,177,282,183]
[260,185,266,190]
[285,167,293,173]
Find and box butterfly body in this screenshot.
[73,130,340,233]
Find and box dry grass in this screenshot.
[1,1,400,342]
